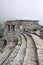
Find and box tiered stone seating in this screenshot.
[0,32,43,65]
[22,33,38,65]
[10,34,27,65]
[3,35,22,65]
[31,34,43,65]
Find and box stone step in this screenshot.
[31,34,43,65]
[0,42,16,65]
[3,45,20,65]
[0,47,10,65]
[10,34,27,65]
[23,33,38,65]
[3,35,22,65]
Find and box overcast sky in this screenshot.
[0,0,43,25]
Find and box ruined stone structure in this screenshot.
[0,20,43,65]
[4,20,41,42]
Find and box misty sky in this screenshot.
[0,0,43,25]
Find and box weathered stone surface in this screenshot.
[0,46,10,65]
[10,34,27,65]
[3,35,21,65]
[22,34,37,65]
[31,34,43,65]
[0,20,43,65]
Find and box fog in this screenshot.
[0,0,43,25]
